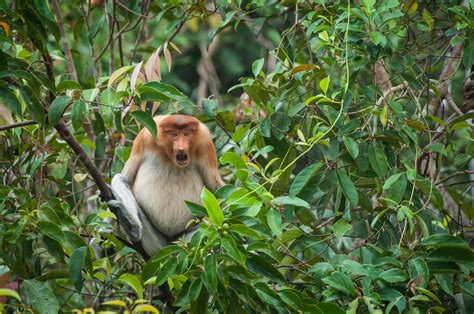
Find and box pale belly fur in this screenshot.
[132,155,203,237]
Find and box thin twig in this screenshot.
[0,120,37,131]
[51,0,79,81]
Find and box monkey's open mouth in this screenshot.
[176,153,188,164]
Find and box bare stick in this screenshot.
[0,120,37,131]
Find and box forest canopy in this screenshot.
[0,0,473,312]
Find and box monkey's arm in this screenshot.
[110,174,169,255]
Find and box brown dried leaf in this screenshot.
[145,51,159,82]
[169,41,181,54]
[153,49,162,81]
[130,61,143,90]
[164,47,172,72]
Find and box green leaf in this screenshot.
[336,169,359,207]
[185,201,207,216]
[289,163,324,196]
[316,302,345,314]
[201,187,224,226]
[48,95,71,126]
[118,274,143,299]
[267,208,282,238]
[427,247,474,264]
[34,0,55,22]
[220,152,248,182]
[246,254,284,283]
[71,100,87,130]
[0,86,21,116]
[0,288,21,301]
[271,196,310,209]
[19,85,46,126]
[319,76,330,94]
[69,246,91,292]
[23,279,59,314]
[383,173,403,190]
[131,111,157,139]
[142,245,183,281]
[107,65,134,88]
[343,136,359,159]
[386,174,407,204]
[369,143,389,177]
[56,80,82,92]
[378,269,408,283]
[155,258,177,286]
[134,304,160,313]
[415,178,444,209]
[421,234,470,248]
[229,224,262,240]
[252,58,264,77]
[203,255,218,293]
[333,219,352,240]
[322,271,355,296]
[408,258,429,288]
[221,235,245,264]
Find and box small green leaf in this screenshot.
[289,163,323,196]
[267,208,282,238]
[378,269,408,283]
[319,76,330,94]
[322,271,355,296]
[48,95,71,126]
[246,254,284,283]
[19,85,46,126]
[201,187,224,226]
[271,196,310,208]
[71,100,87,130]
[333,219,352,240]
[0,288,21,301]
[421,234,470,248]
[336,169,359,207]
[343,136,359,159]
[252,58,264,77]
[118,274,143,299]
[0,86,21,116]
[156,258,177,286]
[221,235,245,264]
[383,173,403,190]
[131,111,157,139]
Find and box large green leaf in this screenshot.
[369,143,389,177]
[201,187,224,226]
[23,279,59,314]
[48,95,71,126]
[336,169,359,207]
[131,111,157,139]
[69,246,91,292]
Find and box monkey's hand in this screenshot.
[109,174,143,242]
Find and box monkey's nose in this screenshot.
[176,153,188,162]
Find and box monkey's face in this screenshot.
[159,116,199,168]
[161,128,196,167]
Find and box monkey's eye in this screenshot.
[184,131,190,137]
[170,132,178,137]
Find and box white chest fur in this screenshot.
[132,154,203,237]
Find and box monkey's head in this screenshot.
[159,115,199,168]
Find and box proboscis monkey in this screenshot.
[109,115,224,256]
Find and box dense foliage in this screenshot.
[0,0,473,312]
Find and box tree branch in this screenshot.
[0,120,37,131]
